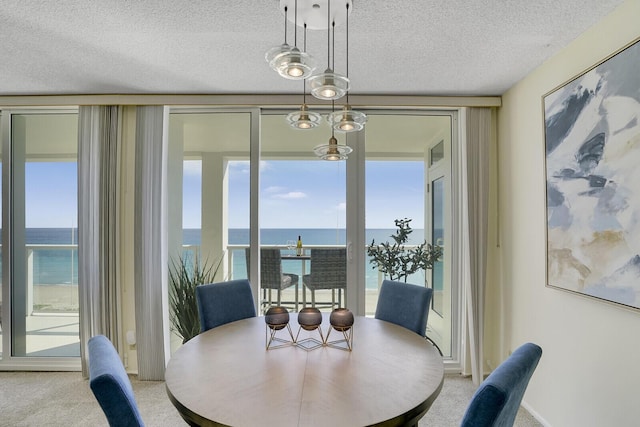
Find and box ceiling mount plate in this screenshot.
[279,0,353,30]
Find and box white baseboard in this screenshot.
[521,399,552,427]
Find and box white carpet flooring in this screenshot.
[0,371,541,426]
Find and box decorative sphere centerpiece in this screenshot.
[295,307,324,350]
[264,306,294,350]
[329,308,354,332]
[297,307,322,331]
[265,306,290,330]
[326,308,354,351]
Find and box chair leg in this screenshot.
[277,289,281,306]
[311,289,316,307]
[331,289,336,309]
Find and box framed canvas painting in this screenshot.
[543,37,640,310]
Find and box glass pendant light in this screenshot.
[328,3,367,132]
[267,0,316,80]
[308,1,349,100]
[287,103,322,129]
[274,46,315,79]
[313,134,353,160]
[287,23,322,129]
[313,101,353,160]
[309,68,349,100]
[265,6,294,72]
[328,105,367,132]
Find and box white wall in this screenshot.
[495,1,640,425]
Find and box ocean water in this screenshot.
[20,228,79,285]
[17,228,442,290]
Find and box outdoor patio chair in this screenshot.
[460,342,542,427]
[245,248,299,308]
[195,279,256,332]
[88,335,145,427]
[302,248,347,309]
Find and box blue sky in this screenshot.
[19,159,426,229]
[183,159,425,229]
[25,162,78,228]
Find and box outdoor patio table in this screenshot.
[281,253,311,310]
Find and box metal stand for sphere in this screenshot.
[265,323,295,350]
[324,325,353,351]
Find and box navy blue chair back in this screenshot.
[196,279,256,332]
[460,342,542,427]
[374,280,433,336]
[88,335,145,427]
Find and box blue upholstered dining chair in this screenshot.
[374,279,442,355]
[460,342,542,427]
[88,335,145,427]
[375,279,433,336]
[195,278,257,332]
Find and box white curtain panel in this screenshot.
[78,105,122,378]
[460,107,491,385]
[134,106,170,381]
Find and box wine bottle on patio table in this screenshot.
[296,235,303,256]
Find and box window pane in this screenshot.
[364,113,452,360]
[364,114,450,316]
[12,113,79,357]
[168,112,251,348]
[365,159,426,314]
[432,177,445,315]
[0,121,2,356]
[259,115,347,314]
[430,140,444,165]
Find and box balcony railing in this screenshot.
[0,244,79,316]
[5,242,430,316]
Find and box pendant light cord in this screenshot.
[283,6,288,45]
[303,23,307,105]
[326,0,331,68]
[346,2,350,104]
[294,0,298,47]
[332,21,336,71]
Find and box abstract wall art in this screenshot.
[543,38,640,310]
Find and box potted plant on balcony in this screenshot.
[169,252,224,343]
[367,218,443,284]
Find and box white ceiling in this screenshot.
[0,0,625,97]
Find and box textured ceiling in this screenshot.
[0,0,626,97]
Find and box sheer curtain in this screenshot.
[134,106,170,380]
[78,106,122,377]
[458,107,492,385]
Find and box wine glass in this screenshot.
[286,240,295,253]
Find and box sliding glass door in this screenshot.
[167,110,253,349]
[362,112,454,358]
[167,107,456,361]
[1,110,80,365]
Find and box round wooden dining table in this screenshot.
[165,314,444,427]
